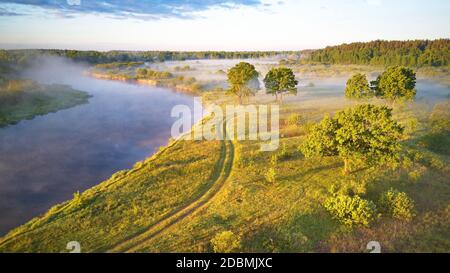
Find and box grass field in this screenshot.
[0,65,448,253]
[124,99,450,253]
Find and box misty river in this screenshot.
[0,60,197,235]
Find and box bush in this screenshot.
[210,231,241,253]
[408,170,422,181]
[270,154,278,166]
[71,191,83,208]
[418,132,450,155]
[324,194,377,227]
[402,117,418,137]
[286,113,304,127]
[278,143,292,160]
[429,102,450,133]
[379,189,415,221]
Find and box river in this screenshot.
[0,62,197,235]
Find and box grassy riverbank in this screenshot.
[89,62,203,94]
[0,79,92,128]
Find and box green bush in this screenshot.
[210,231,241,253]
[270,154,278,166]
[419,132,450,155]
[278,143,292,160]
[379,189,415,221]
[70,191,83,208]
[429,102,450,133]
[324,194,377,227]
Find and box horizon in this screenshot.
[2,38,449,52]
[0,0,449,51]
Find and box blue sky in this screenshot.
[0,0,449,51]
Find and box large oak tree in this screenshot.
[263,67,298,103]
[372,66,416,104]
[227,62,260,104]
[300,104,404,175]
[345,73,373,99]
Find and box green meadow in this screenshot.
[0,70,448,252]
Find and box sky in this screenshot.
[0,0,449,51]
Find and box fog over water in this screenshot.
[0,57,197,235]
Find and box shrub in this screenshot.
[402,117,418,137]
[419,132,450,155]
[324,194,377,227]
[379,189,415,221]
[278,143,292,160]
[429,157,445,170]
[408,170,422,181]
[286,113,303,127]
[429,102,450,133]
[210,231,241,253]
[71,191,83,207]
[133,161,144,169]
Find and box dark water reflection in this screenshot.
[0,67,196,235]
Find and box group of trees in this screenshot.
[278,64,415,183]
[307,39,449,67]
[226,64,407,177]
[345,66,417,104]
[227,62,298,104]
[264,67,298,102]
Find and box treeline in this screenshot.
[306,39,449,67]
[0,49,288,66]
[93,61,144,70]
[2,39,448,68]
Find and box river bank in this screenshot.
[0,69,199,235]
[88,72,202,95]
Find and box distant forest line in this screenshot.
[305,39,449,67]
[0,39,448,68]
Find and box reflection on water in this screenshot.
[0,69,196,235]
